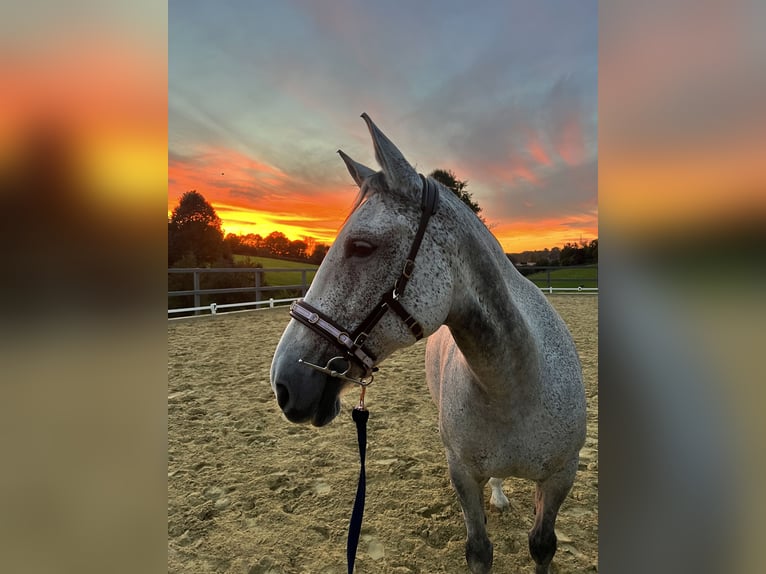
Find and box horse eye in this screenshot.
[346,239,376,258]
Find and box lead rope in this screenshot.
[346,389,368,573]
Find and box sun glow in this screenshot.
[168,143,597,254]
[213,204,341,245]
[491,220,598,253]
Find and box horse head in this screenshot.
[270,114,454,426]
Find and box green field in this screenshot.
[230,255,596,290]
[524,265,598,289]
[233,255,318,286]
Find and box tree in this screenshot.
[585,239,598,263]
[241,233,264,255]
[429,168,483,220]
[168,190,225,266]
[224,233,243,258]
[287,239,309,260]
[263,231,290,257]
[309,243,330,264]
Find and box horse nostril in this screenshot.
[275,382,290,410]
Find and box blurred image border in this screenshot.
[1,1,763,573]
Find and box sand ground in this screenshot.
[168,295,598,573]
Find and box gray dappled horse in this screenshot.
[270,114,586,573]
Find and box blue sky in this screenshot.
[169,0,597,251]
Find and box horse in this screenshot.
[270,114,587,573]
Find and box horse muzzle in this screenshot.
[271,356,344,426]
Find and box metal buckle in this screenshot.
[402,259,415,279]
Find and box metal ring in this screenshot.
[359,374,374,387]
[327,356,351,376]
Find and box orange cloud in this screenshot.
[169,142,600,254]
[491,216,597,253]
[554,117,586,166]
[212,204,340,245]
[485,158,540,186]
[527,133,553,167]
[169,147,287,203]
[168,145,360,244]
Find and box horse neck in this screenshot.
[444,212,540,396]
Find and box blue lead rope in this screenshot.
[347,406,369,573]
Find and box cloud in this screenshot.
[546,75,590,165]
[484,157,598,224]
[168,145,289,203]
[527,131,554,167]
[169,0,597,249]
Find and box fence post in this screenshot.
[546,267,551,291]
[255,269,262,303]
[193,270,201,316]
[301,269,307,296]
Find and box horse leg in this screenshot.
[488,477,510,512]
[448,460,493,574]
[528,457,578,574]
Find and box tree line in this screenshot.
[507,239,598,267]
[168,190,329,267]
[224,232,329,265]
[169,168,596,270]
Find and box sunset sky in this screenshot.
[169,1,597,252]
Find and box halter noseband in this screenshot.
[289,174,440,385]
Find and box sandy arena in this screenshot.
[168,295,598,573]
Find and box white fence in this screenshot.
[167,296,300,317]
[168,265,597,318]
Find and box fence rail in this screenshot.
[168,265,597,317]
[168,267,312,316]
[518,265,598,291]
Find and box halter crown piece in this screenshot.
[289,174,440,387]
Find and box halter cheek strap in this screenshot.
[289,299,377,373]
[289,174,440,381]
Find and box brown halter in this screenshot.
[289,174,440,386]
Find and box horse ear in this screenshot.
[361,113,420,191]
[337,149,376,188]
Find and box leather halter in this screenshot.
[289,174,440,383]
